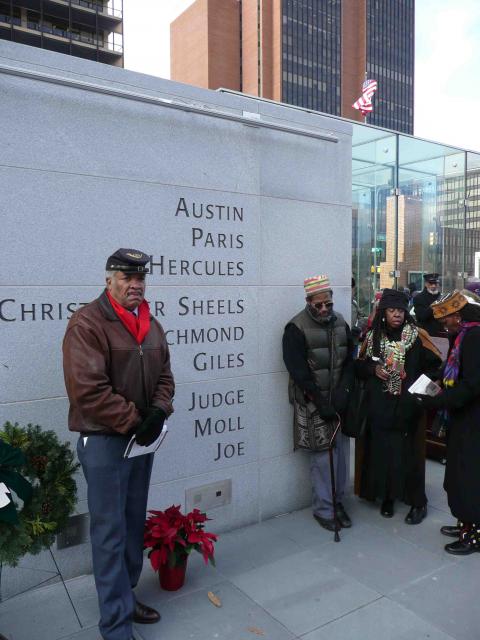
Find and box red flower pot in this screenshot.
[159,557,188,591]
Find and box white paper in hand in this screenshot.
[408,374,441,397]
[124,423,168,459]
[0,482,11,508]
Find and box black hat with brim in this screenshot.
[106,248,150,274]
[377,288,409,311]
[423,273,439,283]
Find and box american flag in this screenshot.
[352,78,378,116]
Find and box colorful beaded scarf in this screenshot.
[443,322,480,388]
[366,323,418,395]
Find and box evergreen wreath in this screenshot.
[0,422,79,567]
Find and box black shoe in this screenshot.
[405,505,427,525]
[133,600,161,624]
[380,499,394,518]
[444,539,480,555]
[440,525,461,538]
[313,514,339,532]
[336,503,352,528]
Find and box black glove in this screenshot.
[311,391,337,419]
[332,386,350,413]
[318,405,337,420]
[135,407,166,446]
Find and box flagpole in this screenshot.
[364,71,367,125]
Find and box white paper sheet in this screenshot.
[408,374,441,396]
[123,423,168,458]
[0,482,11,508]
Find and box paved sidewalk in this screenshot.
[1,459,478,640]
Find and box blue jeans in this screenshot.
[77,435,153,640]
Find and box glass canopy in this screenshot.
[352,122,480,315]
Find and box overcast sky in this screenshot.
[123,0,480,153]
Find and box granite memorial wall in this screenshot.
[0,41,352,579]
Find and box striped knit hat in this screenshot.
[304,275,331,298]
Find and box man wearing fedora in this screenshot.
[413,273,444,336]
[63,248,175,640]
[282,275,354,531]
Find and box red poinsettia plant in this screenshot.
[144,504,218,570]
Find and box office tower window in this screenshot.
[282,0,341,114]
[366,0,414,133]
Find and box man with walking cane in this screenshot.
[283,275,355,535]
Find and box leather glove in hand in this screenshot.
[135,407,166,446]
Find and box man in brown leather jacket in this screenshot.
[63,248,174,640]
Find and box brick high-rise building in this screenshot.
[0,1,123,66]
[171,0,414,133]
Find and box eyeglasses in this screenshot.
[312,301,334,310]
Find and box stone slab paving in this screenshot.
[0,580,82,640]
[1,460,478,640]
[229,549,381,637]
[311,520,453,595]
[390,558,480,640]
[301,597,456,640]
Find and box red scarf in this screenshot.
[106,291,151,345]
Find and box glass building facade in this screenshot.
[352,120,480,316]
[282,0,342,114]
[366,0,414,133]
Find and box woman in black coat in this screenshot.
[415,291,480,554]
[355,289,441,524]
